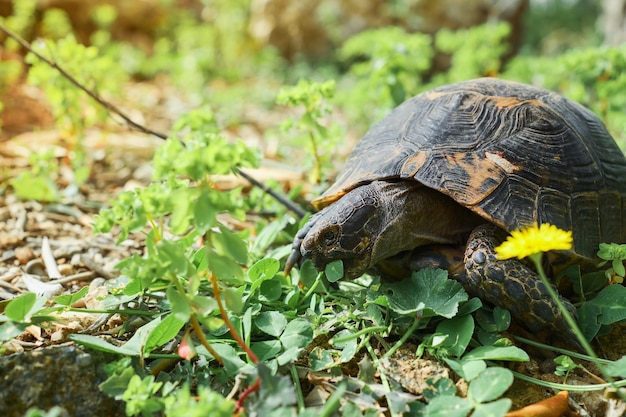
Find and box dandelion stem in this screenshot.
[529,253,624,399]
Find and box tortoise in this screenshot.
[286,77,626,343]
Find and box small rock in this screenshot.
[0,344,124,417]
[58,263,74,276]
[14,246,35,264]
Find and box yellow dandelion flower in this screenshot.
[496,223,573,260]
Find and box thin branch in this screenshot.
[0,23,167,140]
[0,22,307,218]
[190,313,223,365]
[235,377,260,415]
[209,272,259,364]
[236,168,306,218]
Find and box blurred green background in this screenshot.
[1,0,625,151]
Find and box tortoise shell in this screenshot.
[313,78,626,260]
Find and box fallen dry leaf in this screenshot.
[505,390,578,417]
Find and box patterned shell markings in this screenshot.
[314,78,626,260]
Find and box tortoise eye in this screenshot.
[323,230,336,246]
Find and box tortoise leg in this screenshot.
[460,224,580,347]
[374,244,465,280]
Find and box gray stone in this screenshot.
[0,344,124,417]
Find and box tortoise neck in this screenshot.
[369,180,484,265]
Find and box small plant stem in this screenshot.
[513,336,613,365]
[309,132,322,184]
[66,308,160,316]
[146,213,162,242]
[331,325,389,344]
[300,275,322,301]
[580,365,609,384]
[209,272,259,364]
[150,357,180,376]
[511,369,626,391]
[382,317,420,359]
[189,313,223,365]
[291,363,306,412]
[234,376,260,416]
[365,343,392,394]
[530,254,624,399]
[319,383,346,417]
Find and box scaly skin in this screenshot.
[458,224,579,346]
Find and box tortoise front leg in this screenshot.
[461,224,580,347]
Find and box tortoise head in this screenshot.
[299,185,385,280]
[286,180,483,281]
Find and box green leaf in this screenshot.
[250,217,290,256]
[200,343,252,377]
[381,269,468,318]
[444,358,487,382]
[256,363,297,413]
[53,286,89,307]
[248,258,280,282]
[0,321,29,342]
[325,260,344,283]
[255,311,287,337]
[309,346,335,371]
[167,285,191,321]
[598,243,626,261]
[492,307,511,332]
[251,340,282,362]
[423,378,457,401]
[5,293,43,322]
[69,334,138,355]
[277,346,303,366]
[212,225,248,264]
[191,296,218,316]
[259,279,282,302]
[279,318,313,350]
[577,302,602,341]
[386,391,421,415]
[193,191,217,233]
[463,346,529,362]
[331,329,359,363]
[612,259,626,277]
[208,251,244,284]
[99,367,136,399]
[11,172,59,202]
[156,240,192,276]
[122,279,145,297]
[436,315,474,357]
[122,314,167,355]
[426,395,473,417]
[554,355,579,376]
[605,355,626,378]
[468,367,513,403]
[457,297,483,316]
[144,314,186,354]
[586,285,626,325]
[471,398,512,417]
[223,287,244,314]
[193,247,209,272]
[168,188,195,234]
